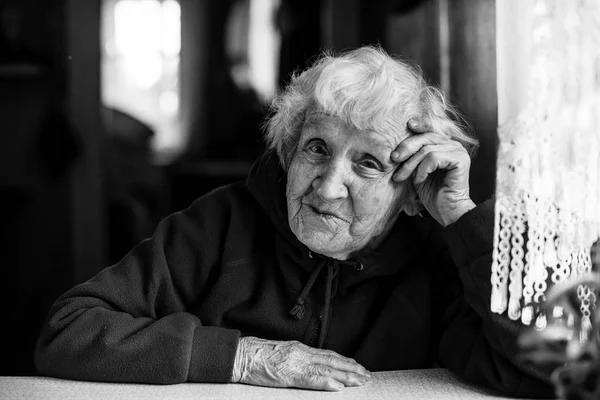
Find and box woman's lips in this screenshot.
[305,204,347,222]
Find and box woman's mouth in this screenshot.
[306,204,345,222]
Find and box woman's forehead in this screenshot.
[303,112,409,151]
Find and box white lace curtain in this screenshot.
[492,0,600,340]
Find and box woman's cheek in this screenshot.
[287,158,315,203]
[355,179,388,207]
[358,181,403,221]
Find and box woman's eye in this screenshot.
[358,158,382,171]
[307,141,328,156]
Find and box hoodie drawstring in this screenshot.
[317,262,336,348]
[289,258,327,320]
[289,251,363,348]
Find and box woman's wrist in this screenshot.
[231,337,248,383]
[440,199,476,227]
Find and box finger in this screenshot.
[295,374,345,392]
[412,144,470,186]
[293,342,354,368]
[310,349,370,377]
[407,116,434,134]
[413,153,456,186]
[302,344,357,365]
[308,364,368,387]
[391,132,449,164]
[393,144,452,182]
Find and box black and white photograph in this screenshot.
[1,1,599,399]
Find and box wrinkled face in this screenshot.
[286,113,412,260]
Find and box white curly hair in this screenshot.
[264,45,478,170]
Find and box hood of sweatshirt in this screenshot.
[245,152,433,291]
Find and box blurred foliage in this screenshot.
[519,273,600,400]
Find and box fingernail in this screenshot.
[334,382,344,391]
[391,151,399,160]
[408,118,419,127]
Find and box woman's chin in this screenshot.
[293,228,350,259]
[290,211,363,259]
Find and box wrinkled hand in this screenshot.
[231,337,371,391]
[392,117,475,227]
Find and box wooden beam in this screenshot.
[448,0,497,203]
[385,0,441,84]
[67,0,106,284]
[180,0,211,157]
[321,0,361,50]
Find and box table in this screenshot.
[0,369,546,399]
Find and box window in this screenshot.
[226,0,282,105]
[102,0,181,163]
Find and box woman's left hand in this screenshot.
[391,117,475,227]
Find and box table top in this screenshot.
[0,369,546,400]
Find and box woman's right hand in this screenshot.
[231,336,372,391]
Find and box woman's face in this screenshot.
[286,113,412,260]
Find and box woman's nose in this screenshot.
[312,162,349,200]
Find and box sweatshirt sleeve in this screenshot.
[433,198,556,398]
[35,194,241,384]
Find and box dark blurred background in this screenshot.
[0,0,496,376]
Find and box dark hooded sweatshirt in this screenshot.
[35,153,554,397]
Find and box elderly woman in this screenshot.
[35,46,552,396]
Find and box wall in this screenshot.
[0,0,106,375]
[447,0,497,203]
[0,0,74,375]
